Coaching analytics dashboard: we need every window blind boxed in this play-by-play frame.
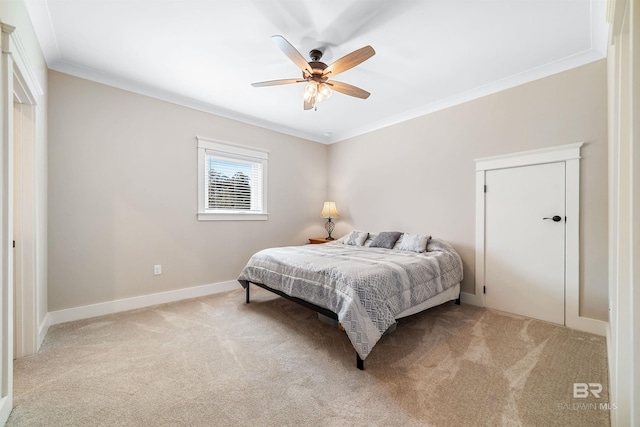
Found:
[205,152,264,213]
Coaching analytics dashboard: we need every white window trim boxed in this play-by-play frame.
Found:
[197,136,268,221]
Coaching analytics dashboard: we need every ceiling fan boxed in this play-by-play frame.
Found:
[252,35,375,110]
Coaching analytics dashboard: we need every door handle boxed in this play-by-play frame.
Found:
[543,215,562,222]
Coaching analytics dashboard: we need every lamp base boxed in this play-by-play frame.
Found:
[325,218,335,240]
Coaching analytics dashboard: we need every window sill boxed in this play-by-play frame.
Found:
[197,212,268,221]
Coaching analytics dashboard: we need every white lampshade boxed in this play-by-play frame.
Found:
[320,201,339,218]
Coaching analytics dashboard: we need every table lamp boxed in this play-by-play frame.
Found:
[320,201,339,240]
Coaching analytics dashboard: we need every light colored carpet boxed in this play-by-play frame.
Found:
[8,287,610,426]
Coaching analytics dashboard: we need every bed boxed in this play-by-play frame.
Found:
[237,232,464,370]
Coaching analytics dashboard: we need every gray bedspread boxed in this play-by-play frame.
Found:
[237,238,463,360]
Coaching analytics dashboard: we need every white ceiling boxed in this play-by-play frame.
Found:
[25,0,608,144]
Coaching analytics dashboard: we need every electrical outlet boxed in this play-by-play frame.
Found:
[154,265,162,275]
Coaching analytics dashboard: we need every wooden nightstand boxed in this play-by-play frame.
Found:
[309,238,334,244]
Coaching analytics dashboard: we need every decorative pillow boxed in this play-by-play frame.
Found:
[364,234,377,247]
[369,231,402,249]
[392,234,404,249]
[340,230,369,246]
[396,233,431,253]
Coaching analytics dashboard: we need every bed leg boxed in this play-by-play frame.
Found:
[455,296,461,305]
[356,354,364,370]
[246,283,250,304]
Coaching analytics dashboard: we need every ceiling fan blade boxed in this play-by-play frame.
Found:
[271,35,312,76]
[323,46,375,78]
[252,78,306,87]
[327,81,370,99]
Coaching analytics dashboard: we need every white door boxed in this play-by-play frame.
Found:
[484,162,565,325]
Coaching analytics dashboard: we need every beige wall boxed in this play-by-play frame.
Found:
[48,71,327,311]
[328,60,608,321]
[49,60,608,320]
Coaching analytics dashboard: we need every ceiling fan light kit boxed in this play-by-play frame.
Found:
[303,80,332,109]
[252,35,375,111]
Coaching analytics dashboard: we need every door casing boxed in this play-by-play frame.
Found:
[475,143,603,335]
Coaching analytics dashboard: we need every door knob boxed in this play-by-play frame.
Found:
[543,215,562,222]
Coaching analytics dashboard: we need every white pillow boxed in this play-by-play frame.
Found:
[396,233,431,253]
[364,233,377,247]
[339,230,369,246]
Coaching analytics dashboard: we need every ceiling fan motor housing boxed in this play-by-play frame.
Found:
[304,65,328,82]
[306,49,328,81]
[309,49,323,61]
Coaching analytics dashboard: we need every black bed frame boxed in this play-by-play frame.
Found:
[240,279,461,370]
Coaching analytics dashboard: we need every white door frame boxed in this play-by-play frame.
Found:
[0,22,16,424]
[0,21,43,424]
[474,142,603,336]
[13,79,37,358]
[606,0,638,423]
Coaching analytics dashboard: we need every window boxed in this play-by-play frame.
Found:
[197,137,268,221]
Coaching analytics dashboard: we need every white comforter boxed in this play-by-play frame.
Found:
[237,238,463,360]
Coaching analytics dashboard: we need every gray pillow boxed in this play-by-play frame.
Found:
[369,231,402,249]
[396,233,431,253]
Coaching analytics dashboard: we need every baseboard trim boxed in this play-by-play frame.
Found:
[43,282,608,337]
[460,291,483,306]
[459,291,606,336]
[47,280,240,326]
[38,313,51,348]
[0,395,11,427]
[567,315,607,336]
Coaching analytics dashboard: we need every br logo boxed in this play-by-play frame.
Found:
[573,383,603,398]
